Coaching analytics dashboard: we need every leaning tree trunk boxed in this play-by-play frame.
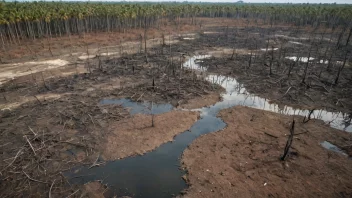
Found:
[334,49,349,85]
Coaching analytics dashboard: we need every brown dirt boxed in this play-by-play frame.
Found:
[0,32,221,197]
[179,92,221,109]
[82,181,107,198]
[103,110,199,160]
[1,17,351,197]
[0,18,200,64]
[0,17,254,65]
[180,26,352,113]
[181,106,352,198]
[203,55,352,113]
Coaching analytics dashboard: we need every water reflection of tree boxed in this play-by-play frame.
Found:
[343,113,352,131]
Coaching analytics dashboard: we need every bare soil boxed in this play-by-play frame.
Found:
[181,106,352,198]
[0,18,201,64]
[192,27,352,113]
[1,17,351,197]
[103,110,199,160]
[0,27,222,197]
[179,92,221,109]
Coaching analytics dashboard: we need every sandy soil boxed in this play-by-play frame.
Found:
[1,18,351,197]
[0,18,202,63]
[181,106,352,198]
[0,37,220,197]
[81,181,107,198]
[103,110,199,160]
[179,92,222,109]
[0,35,175,85]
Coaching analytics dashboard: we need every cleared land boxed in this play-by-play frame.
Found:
[0,8,351,197]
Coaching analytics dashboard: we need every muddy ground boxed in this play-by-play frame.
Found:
[0,28,223,197]
[0,17,352,197]
[103,110,199,160]
[174,26,352,113]
[181,106,352,198]
[0,18,203,64]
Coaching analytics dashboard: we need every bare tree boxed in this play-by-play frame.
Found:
[281,119,295,161]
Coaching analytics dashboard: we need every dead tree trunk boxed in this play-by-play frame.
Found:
[334,49,349,85]
[144,29,147,54]
[301,45,313,84]
[269,46,274,75]
[248,51,253,69]
[303,109,315,123]
[345,27,352,47]
[139,34,143,53]
[280,119,295,161]
[144,29,148,63]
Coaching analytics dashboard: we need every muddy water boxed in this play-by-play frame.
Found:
[184,55,351,133]
[100,98,173,115]
[66,101,225,197]
[204,74,351,132]
[66,55,351,198]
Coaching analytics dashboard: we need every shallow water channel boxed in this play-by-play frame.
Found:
[66,55,351,197]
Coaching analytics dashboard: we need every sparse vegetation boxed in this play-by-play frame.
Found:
[0,2,351,198]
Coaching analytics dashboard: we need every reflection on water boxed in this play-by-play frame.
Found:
[183,55,211,71]
[184,55,351,133]
[65,55,351,198]
[100,98,173,115]
[320,141,348,156]
[206,75,351,132]
[66,97,226,197]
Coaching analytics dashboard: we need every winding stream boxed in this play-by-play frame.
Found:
[65,55,351,198]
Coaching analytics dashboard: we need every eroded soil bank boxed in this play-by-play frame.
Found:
[0,36,221,197]
[181,106,352,198]
[1,19,351,197]
[173,26,352,114]
[103,110,199,160]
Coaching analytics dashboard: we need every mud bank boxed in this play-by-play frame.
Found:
[181,106,352,198]
[103,110,199,160]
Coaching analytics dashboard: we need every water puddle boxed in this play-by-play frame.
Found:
[275,34,309,41]
[185,55,351,132]
[203,31,221,34]
[319,60,329,64]
[207,75,351,132]
[179,33,197,37]
[66,97,225,197]
[289,41,304,45]
[320,141,348,156]
[100,98,173,115]
[182,37,195,40]
[285,56,315,63]
[318,60,343,65]
[260,48,278,51]
[183,55,211,71]
[65,54,351,198]
[78,55,97,60]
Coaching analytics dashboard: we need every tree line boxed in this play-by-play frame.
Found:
[0,2,352,46]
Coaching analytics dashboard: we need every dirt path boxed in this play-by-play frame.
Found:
[0,30,222,197]
[0,36,178,85]
[181,106,352,198]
